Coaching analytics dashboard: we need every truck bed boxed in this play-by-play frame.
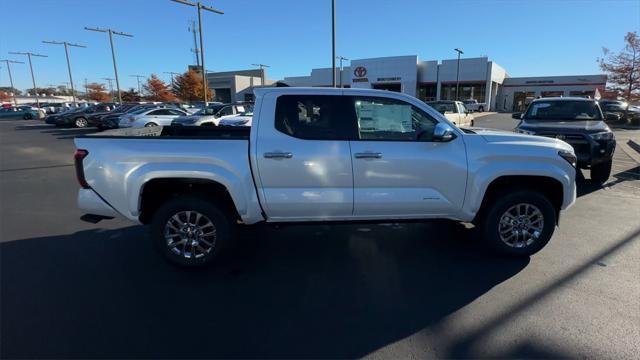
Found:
[83,125,250,139]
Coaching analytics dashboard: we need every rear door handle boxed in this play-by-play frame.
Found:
[354,152,382,159]
[264,152,293,159]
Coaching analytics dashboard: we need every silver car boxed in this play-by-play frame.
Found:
[172,103,253,126]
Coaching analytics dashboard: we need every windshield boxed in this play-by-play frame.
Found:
[195,105,224,116]
[525,100,603,121]
[427,102,456,113]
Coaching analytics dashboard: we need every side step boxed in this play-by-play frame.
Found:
[80,214,114,224]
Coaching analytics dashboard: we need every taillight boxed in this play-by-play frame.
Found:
[74,149,90,188]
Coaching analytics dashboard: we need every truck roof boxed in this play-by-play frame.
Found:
[253,86,410,98]
[531,97,595,102]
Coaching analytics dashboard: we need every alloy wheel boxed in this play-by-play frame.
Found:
[164,210,217,259]
[498,203,544,248]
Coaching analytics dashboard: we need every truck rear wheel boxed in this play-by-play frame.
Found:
[591,160,612,185]
[150,196,232,267]
[480,190,556,257]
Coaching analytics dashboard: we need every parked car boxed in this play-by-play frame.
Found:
[56,103,116,128]
[463,99,487,112]
[45,107,84,124]
[97,104,162,130]
[598,99,640,124]
[87,103,138,128]
[218,111,254,126]
[0,106,44,120]
[514,97,616,184]
[75,87,577,267]
[118,107,188,128]
[425,100,474,127]
[171,103,253,126]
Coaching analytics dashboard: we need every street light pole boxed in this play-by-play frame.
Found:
[454,48,464,101]
[336,56,348,88]
[171,0,224,104]
[164,71,180,88]
[9,51,47,107]
[85,27,133,104]
[42,40,86,105]
[102,77,115,101]
[251,63,270,86]
[0,59,24,106]
[331,0,336,88]
[130,75,145,95]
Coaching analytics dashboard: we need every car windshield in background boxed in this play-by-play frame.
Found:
[196,105,224,115]
[525,100,602,121]
[427,102,455,113]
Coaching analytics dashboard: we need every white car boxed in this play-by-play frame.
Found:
[463,99,487,112]
[218,112,253,126]
[76,87,576,267]
[426,100,474,127]
[119,108,188,128]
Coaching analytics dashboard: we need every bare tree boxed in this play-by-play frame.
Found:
[598,32,640,103]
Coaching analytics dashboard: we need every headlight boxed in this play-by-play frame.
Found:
[589,131,614,141]
[558,150,577,167]
[516,128,536,135]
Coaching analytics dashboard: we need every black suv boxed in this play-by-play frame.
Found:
[56,103,115,128]
[514,97,617,184]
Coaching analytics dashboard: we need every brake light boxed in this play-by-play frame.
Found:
[74,149,90,188]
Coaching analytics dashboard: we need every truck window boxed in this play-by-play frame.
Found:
[351,97,437,141]
[274,95,351,140]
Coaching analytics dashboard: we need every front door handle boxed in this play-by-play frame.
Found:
[354,152,382,159]
[264,152,293,159]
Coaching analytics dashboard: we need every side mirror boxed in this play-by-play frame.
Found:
[433,123,456,142]
[605,112,620,121]
[512,112,522,119]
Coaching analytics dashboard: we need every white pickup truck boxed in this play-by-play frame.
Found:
[75,88,577,266]
[463,99,487,112]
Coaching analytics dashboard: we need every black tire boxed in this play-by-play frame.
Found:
[144,122,158,127]
[591,160,612,185]
[74,117,88,128]
[23,113,33,120]
[479,190,556,257]
[478,106,484,112]
[150,196,232,267]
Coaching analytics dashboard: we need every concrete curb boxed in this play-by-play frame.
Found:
[619,139,640,165]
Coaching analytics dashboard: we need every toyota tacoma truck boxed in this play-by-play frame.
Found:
[75,88,577,267]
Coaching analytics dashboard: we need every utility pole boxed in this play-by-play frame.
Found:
[9,51,48,107]
[331,0,336,87]
[454,48,464,101]
[102,77,115,101]
[251,63,270,86]
[85,27,133,104]
[164,71,180,88]
[0,59,24,106]
[42,40,86,105]
[171,0,224,104]
[84,78,88,99]
[130,75,145,95]
[188,20,200,67]
[336,56,348,88]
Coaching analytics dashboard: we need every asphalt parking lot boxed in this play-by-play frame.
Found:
[1,115,639,358]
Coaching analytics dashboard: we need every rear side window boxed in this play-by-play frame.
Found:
[275,95,352,140]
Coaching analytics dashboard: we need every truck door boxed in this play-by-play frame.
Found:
[254,94,354,220]
[347,95,468,217]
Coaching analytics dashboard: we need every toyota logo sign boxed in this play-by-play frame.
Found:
[354,66,367,77]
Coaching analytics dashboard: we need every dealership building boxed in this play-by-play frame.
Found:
[280,55,607,112]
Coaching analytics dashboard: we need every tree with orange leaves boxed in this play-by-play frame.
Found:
[598,32,640,103]
[86,83,111,102]
[143,74,176,102]
[172,69,212,103]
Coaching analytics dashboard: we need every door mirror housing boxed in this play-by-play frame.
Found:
[433,123,456,142]
[512,112,522,119]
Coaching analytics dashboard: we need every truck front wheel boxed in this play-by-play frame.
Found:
[480,190,556,257]
[150,196,232,267]
[591,160,612,185]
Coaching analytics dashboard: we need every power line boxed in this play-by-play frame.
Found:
[42,40,86,105]
[85,26,134,103]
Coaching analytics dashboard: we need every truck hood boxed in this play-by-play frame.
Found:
[519,119,609,133]
[473,128,573,152]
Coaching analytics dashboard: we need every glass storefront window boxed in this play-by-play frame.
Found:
[440,83,486,102]
[418,84,437,101]
[569,90,594,98]
[541,91,564,98]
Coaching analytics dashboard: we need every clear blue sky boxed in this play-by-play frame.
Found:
[1,0,639,91]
